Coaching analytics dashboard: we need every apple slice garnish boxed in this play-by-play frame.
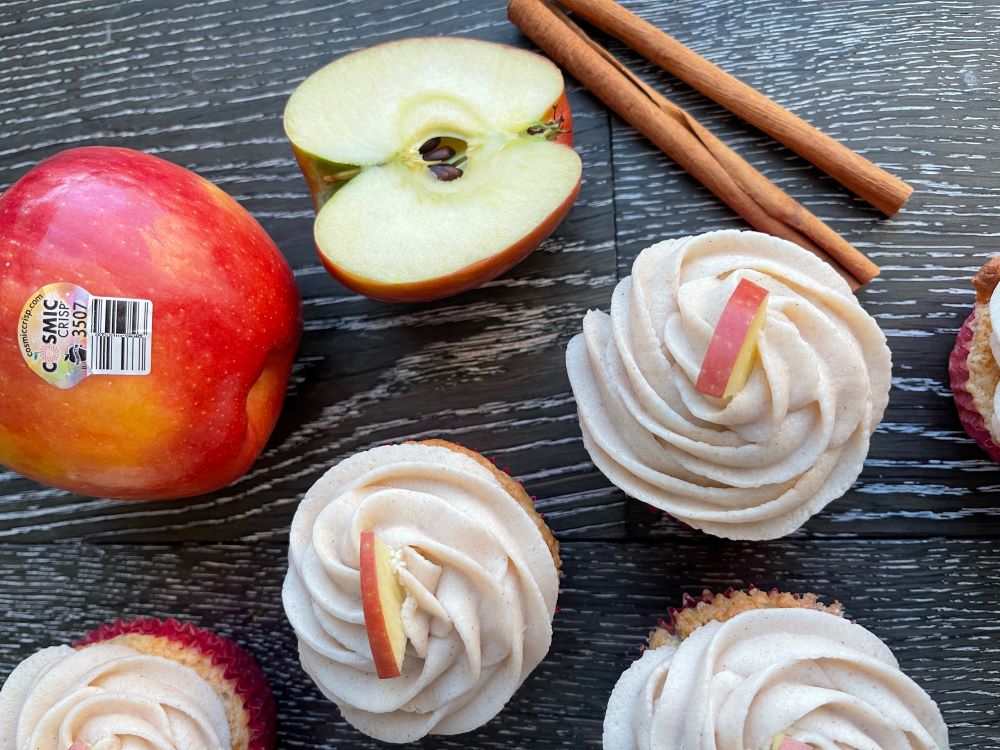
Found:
[284,37,582,302]
[359,530,408,679]
[695,277,769,399]
[771,735,813,750]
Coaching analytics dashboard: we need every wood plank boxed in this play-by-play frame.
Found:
[0,540,994,747]
[592,0,1000,538]
[0,0,623,541]
[1,2,999,746]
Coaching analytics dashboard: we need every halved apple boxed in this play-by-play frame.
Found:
[771,735,813,750]
[695,278,769,399]
[284,37,583,302]
[359,530,408,678]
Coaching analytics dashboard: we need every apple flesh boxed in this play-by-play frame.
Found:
[284,37,582,303]
[771,735,813,750]
[695,278,769,399]
[0,147,303,500]
[359,530,408,679]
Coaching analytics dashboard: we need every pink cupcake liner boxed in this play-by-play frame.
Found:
[76,618,276,750]
[949,312,1000,463]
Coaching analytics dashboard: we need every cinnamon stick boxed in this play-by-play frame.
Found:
[555,0,913,217]
[508,0,878,287]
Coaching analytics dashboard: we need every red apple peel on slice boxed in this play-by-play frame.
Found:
[359,531,408,679]
[771,735,813,750]
[695,278,769,399]
[283,37,582,302]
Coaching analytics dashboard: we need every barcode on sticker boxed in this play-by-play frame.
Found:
[88,296,153,375]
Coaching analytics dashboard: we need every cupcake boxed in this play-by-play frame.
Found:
[566,230,892,540]
[0,617,276,750]
[604,588,949,749]
[949,256,1000,460]
[282,439,560,743]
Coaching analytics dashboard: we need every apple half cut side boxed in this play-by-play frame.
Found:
[284,37,583,302]
[695,278,769,399]
[359,530,408,679]
[771,736,813,750]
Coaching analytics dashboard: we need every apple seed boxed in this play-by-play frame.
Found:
[421,146,457,162]
[428,164,463,181]
[418,137,442,155]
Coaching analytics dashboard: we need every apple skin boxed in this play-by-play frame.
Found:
[359,530,407,679]
[695,278,768,399]
[774,737,813,750]
[0,147,303,500]
[292,86,580,303]
[318,177,581,303]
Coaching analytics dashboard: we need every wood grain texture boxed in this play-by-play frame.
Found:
[1,0,995,541]
[592,0,1000,539]
[0,540,996,748]
[1,0,999,747]
[0,0,624,542]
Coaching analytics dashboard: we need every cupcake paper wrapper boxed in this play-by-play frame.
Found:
[76,618,276,750]
[949,312,1000,463]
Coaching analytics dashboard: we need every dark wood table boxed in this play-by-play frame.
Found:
[2,1,998,747]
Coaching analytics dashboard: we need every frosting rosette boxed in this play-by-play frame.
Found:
[604,608,949,750]
[566,230,891,539]
[282,440,560,743]
[0,618,275,750]
[0,643,231,750]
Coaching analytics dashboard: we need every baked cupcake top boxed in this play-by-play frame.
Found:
[1,643,231,749]
[972,255,1000,304]
[604,589,948,750]
[283,440,560,743]
[566,230,892,540]
[961,257,1000,441]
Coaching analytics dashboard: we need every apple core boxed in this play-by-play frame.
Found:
[284,36,582,302]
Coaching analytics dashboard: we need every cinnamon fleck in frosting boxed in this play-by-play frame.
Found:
[603,589,947,750]
[0,618,275,750]
[566,230,892,540]
[283,440,560,744]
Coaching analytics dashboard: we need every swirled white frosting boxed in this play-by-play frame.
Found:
[604,608,948,750]
[0,643,231,750]
[282,442,559,743]
[566,230,891,540]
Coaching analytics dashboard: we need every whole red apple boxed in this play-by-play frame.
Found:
[0,147,303,500]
